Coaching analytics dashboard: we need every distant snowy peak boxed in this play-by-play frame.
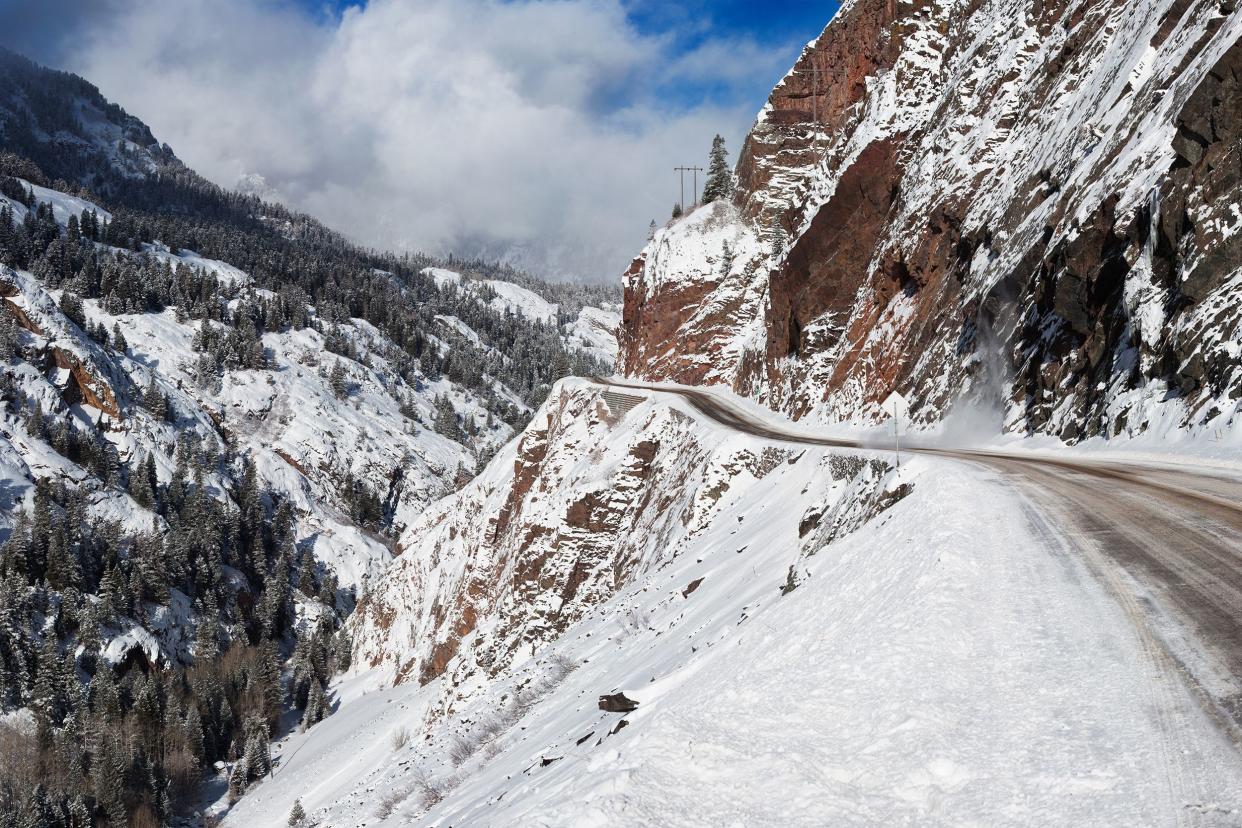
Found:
[621,0,1242,442]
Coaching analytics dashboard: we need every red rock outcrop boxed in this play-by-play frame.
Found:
[622,0,1242,439]
[51,345,122,419]
[350,382,809,704]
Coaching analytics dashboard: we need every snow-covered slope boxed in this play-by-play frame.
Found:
[0,182,512,635]
[563,303,621,366]
[0,50,622,825]
[621,0,1242,442]
[0,177,114,227]
[0,46,176,186]
[222,380,1242,826]
[425,267,559,324]
[426,265,621,365]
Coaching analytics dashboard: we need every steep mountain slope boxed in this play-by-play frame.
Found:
[350,380,899,694]
[0,50,617,826]
[621,0,1242,441]
[0,47,175,188]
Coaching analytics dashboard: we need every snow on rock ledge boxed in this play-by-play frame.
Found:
[348,378,906,709]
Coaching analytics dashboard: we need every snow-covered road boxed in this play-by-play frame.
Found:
[598,377,1242,783]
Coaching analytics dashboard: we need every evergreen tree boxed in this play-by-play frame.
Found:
[58,291,86,328]
[288,798,307,828]
[93,734,128,826]
[193,601,219,663]
[45,524,81,590]
[702,134,734,203]
[141,377,168,420]
[68,796,91,828]
[128,451,156,508]
[32,635,66,726]
[25,399,45,439]
[433,395,460,440]
[184,704,205,764]
[0,307,19,361]
[98,561,127,622]
[329,360,349,399]
[110,322,127,353]
[303,678,327,730]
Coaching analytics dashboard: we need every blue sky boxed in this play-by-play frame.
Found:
[1,0,842,280]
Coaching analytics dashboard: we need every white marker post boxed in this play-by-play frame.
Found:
[882,392,908,470]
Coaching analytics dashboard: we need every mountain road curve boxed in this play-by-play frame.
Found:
[594,377,1242,746]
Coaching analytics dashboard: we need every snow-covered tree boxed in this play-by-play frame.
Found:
[702,134,734,203]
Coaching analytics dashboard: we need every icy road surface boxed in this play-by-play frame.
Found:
[601,377,1242,747]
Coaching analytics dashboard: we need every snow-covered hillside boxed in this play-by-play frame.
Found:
[426,267,559,324]
[0,47,614,826]
[0,153,616,824]
[426,265,620,364]
[563,303,621,366]
[4,187,505,561]
[221,379,1242,826]
[0,46,176,187]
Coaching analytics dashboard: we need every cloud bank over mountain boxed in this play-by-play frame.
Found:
[16,0,806,280]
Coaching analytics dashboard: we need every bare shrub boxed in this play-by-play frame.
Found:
[375,785,412,819]
[473,713,504,744]
[448,734,475,767]
[0,721,40,791]
[511,684,535,714]
[413,770,449,811]
[130,804,162,828]
[546,652,577,683]
[390,725,410,751]
[163,745,202,810]
[617,607,650,636]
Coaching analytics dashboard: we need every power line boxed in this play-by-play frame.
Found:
[674,165,704,211]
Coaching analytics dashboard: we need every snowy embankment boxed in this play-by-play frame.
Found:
[616,376,1242,474]
[221,381,1242,827]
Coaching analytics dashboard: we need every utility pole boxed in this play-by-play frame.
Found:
[894,406,901,470]
[805,59,825,134]
[882,392,907,471]
[675,166,704,211]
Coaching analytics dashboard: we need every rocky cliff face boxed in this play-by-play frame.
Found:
[349,379,904,706]
[622,0,1242,439]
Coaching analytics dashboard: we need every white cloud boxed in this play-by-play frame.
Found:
[59,0,796,281]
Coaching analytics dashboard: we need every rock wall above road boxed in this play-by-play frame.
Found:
[621,0,1242,440]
